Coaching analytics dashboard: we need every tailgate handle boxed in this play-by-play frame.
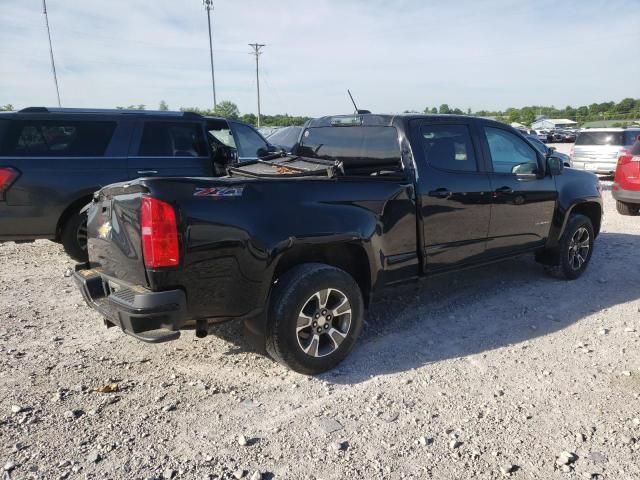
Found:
[137,170,158,175]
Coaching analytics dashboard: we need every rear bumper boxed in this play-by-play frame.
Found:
[612,185,640,204]
[73,264,189,343]
[571,161,616,175]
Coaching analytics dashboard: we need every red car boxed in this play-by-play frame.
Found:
[613,135,640,215]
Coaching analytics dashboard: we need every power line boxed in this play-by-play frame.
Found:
[203,0,217,109]
[248,43,265,127]
[42,0,61,107]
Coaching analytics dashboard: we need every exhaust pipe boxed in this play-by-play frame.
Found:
[195,319,208,338]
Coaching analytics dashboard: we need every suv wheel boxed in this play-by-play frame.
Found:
[61,211,88,262]
[616,200,640,216]
[544,214,594,280]
[266,263,364,374]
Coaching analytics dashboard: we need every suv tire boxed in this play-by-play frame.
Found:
[544,213,594,280]
[61,211,88,262]
[616,200,640,216]
[266,263,364,375]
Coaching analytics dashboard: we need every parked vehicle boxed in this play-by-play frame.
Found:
[525,135,571,167]
[0,107,278,261]
[265,126,304,152]
[561,130,576,143]
[74,113,602,374]
[571,128,640,175]
[532,129,548,143]
[612,135,640,215]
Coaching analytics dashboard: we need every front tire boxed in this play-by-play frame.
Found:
[544,214,594,280]
[266,263,364,374]
[60,211,88,262]
[616,200,640,216]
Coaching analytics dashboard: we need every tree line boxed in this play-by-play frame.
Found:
[2,97,639,127]
[420,98,640,126]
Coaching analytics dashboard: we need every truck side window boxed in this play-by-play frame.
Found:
[0,121,115,157]
[232,123,267,158]
[138,122,207,157]
[484,127,538,175]
[420,124,477,172]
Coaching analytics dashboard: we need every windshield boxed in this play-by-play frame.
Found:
[576,131,625,146]
[297,126,401,170]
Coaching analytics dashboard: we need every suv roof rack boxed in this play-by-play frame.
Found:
[18,107,203,118]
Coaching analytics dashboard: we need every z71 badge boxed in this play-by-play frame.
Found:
[193,186,244,198]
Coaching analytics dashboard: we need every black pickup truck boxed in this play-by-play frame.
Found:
[74,114,603,374]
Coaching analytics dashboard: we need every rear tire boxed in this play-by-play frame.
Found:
[60,211,88,262]
[616,200,640,216]
[266,263,364,374]
[544,214,594,280]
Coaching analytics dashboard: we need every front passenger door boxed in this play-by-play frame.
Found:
[229,121,270,163]
[481,126,558,257]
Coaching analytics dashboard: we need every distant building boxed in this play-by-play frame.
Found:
[531,118,577,130]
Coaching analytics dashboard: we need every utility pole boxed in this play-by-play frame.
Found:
[248,43,265,127]
[203,0,217,109]
[42,0,61,107]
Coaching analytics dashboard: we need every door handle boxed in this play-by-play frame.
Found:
[137,170,158,175]
[494,186,513,194]
[428,188,452,199]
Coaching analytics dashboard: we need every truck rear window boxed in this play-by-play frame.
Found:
[0,120,116,157]
[296,126,401,173]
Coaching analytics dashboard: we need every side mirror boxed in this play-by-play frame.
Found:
[547,155,563,176]
[258,144,283,157]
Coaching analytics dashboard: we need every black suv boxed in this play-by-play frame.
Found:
[0,107,277,260]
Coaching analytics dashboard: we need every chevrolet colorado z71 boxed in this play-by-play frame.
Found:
[74,114,603,374]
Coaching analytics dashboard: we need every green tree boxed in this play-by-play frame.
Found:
[439,104,451,114]
[0,104,13,111]
[430,107,437,114]
[212,101,240,119]
[240,113,257,126]
[159,100,169,111]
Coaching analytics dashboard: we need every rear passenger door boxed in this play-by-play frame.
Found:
[480,125,557,256]
[412,120,492,271]
[127,121,213,178]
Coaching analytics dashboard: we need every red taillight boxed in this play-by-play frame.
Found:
[140,197,180,268]
[0,167,19,201]
[617,148,630,166]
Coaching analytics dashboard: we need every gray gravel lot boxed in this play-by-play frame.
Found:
[1,158,639,479]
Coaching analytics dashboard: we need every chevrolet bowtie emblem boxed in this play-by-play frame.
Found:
[98,222,112,239]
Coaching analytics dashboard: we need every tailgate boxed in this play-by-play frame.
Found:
[86,184,149,287]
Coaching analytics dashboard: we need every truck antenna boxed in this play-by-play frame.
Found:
[347,89,358,114]
[347,89,370,115]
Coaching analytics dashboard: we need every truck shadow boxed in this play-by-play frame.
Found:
[321,231,638,384]
[210,232,638,383]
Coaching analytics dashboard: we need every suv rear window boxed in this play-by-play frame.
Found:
[138,122,207,157]
[575,131,625,146]
[0,120,116,156]
[297,126,401,172]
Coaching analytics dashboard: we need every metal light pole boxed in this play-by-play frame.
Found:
[42,0,61,106]
[248,43,265,127]
[203,0,217,109]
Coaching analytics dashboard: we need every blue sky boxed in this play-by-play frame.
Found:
[1,0,638,116]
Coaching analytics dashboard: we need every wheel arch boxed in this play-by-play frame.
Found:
[565,201,602,238]
[55,193,94,241]
[271,242,372,306]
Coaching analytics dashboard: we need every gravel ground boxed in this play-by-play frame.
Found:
[1,163,639,479]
